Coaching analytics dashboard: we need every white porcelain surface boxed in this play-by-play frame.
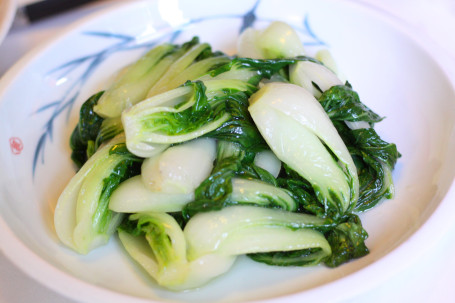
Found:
[0,0,15,45]
[1,0,455,302]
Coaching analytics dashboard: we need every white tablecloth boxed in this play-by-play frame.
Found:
[1,0,455,302]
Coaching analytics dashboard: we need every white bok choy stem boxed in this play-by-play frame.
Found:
[290,61,371,130]
[147,53,230,97]
[122,79,254,156]
[290,61,343,98]
[315,49,340,76]
[118,212,236,290]
[248,82,359,214]
[184,206,331,261]
[120,85,193,157]
[141,138,216,193]
[253,150,281,178]
[93,43,176,118]
[146,43,210,98]
[109,138,216,213]
[230,178,297,211]
[108,176,194,213]
[54,134,127,254]
[237,21,306,59]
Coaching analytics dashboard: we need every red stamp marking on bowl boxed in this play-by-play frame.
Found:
[9,137,23,155]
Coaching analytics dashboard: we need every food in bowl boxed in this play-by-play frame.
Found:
[54,21,399,290]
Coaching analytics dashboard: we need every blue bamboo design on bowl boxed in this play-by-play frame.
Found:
[32,32,159,176]
[32,0,326,176]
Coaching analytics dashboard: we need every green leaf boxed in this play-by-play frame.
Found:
[69,125,88,169]
[248,247,328,267]
[93,156,142,233]
[182,151,240,219]
[324,214,369,267]
[95,117,124,151]
[70,91,104,168]
[278,178,326,217]
[209,57,319,85]
[318,84,399,211]
[135,214,180,266]
[351,128,399,169]
[182,141,282,219]
[78,91,105,141]
[205,92,267,151]
[350,128,400,211]
[318,84,383,124]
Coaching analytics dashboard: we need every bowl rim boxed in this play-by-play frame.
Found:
[1,0,455,302]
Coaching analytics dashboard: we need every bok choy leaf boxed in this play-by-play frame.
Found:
[55,26,400,291]
[55,134,142,254]
[249,82,359,218]
[318,84,399,211]
[122,80,257,156]
[118,212,236,290]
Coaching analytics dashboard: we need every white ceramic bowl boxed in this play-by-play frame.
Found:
[1,0,455,302]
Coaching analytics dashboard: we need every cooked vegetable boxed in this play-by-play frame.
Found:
[121,80,256,156]
[254,150,281,177]
[55,134,142,254]
[108,176,194,213]
[248,212,369,268]
[69,91,105,168]
[288,59,399,212]
[141,138,216,193]
[182,140,280,219]
[109,138,216,213]
[94,38,227,118]
[184,206,332,260]
[94,43,176,118]
[249,82,359,216]
[230,178,297,211]
[55,21,400,291]
[317,84,399,211]
[145,43,227,98]
[323,214,369,267]
[290,61,343,98]
[118,212,236,290]
[315,49,340,75]
[238,21,305,59]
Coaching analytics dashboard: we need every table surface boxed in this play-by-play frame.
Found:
[1,0,455,302]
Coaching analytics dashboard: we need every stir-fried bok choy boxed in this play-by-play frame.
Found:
[54,20,399,291]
